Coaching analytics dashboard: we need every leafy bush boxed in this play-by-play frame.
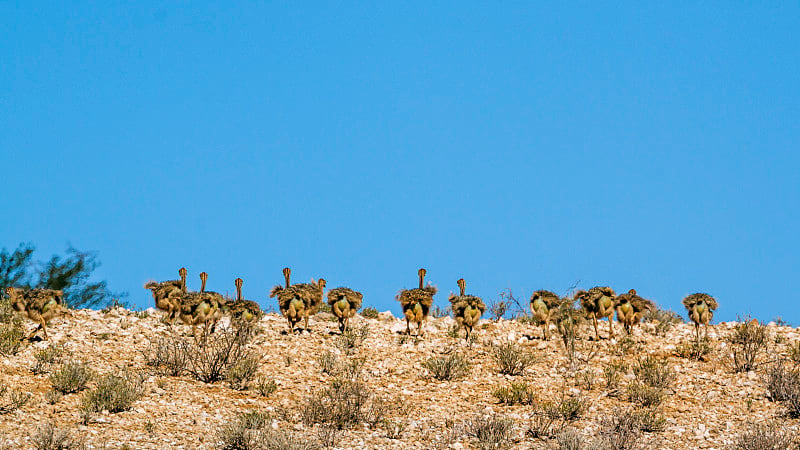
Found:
[728,316,769,373]
[81,369,145,413]
[465,414,515,450]
[423,352,471,381]
[0,382,31,414]
[492,342,536,376]
[50,361,92,394]
[493,381,536,406]
[360,307,379,319]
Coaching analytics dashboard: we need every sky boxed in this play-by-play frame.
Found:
[1,2,798,323]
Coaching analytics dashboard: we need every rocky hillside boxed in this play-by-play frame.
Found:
[1,307,799,449]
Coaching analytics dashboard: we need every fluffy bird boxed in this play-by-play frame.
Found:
[615,289,655,335]
[143,267,187,324]
[529,290,561,340]
[4,286,64,340]
[270,268,326,333]
[226,278,264,323]
[575,286,617,340]
[396,268,437,336]
[448,278,486,341]
[682,293,718,341]
[327,287,363,333]
[177,271,225,335]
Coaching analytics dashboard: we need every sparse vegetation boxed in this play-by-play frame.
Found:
[492,342,536,376]
[32,344,69,374]
[465,413,515,450]
[225,355,260,391]
[626,356,675,408]
[360,307,379,319]
[788,340,800,365]
[0,382,31,414]
[762,360,800,418]
[604,360,628,392]
[676,337,713,361]
[335,322,369,354]
[728,316,769,373]
[50,361,92,394]
[29,422,84,450]
[731,421,799,450]
[301,378,387,430]
[493,381,536,405]
[217,410,320,450]
[596,408,645,449]
[423,352,471,381]
[254,376,278,398]
[643,307,683,336]
[81,369,146,413]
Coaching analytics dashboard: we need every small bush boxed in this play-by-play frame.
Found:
[430,304,451,319]
[0,322,24,355]
[423,352,471,381]
[226,355,260,391]
[32,344,69,375]
[615,336,644,356]
[0,382,31,414]
[81,369,145,413]
[360,307,379,319]
[493,381,536,406]
[335,323,369,354]
[728,316,769,373]
[634,407,667,433]
[626,382,665,408]
[217,410,284,450]
[143,332,190,376]
[596,409,643,450]
[577,369,598,391]
[29,422,84,450]
[675,338,713,361]
[492,342,536,376]
[45,390,62,405]
[603,361,628,392]
[544,395,587,422]
[318,350,338,375]
[554,428,588,450]
[731,421,799,450]
[762,360,800,418]
[632,356,675,391]
[788,341,800,365]
[254,376,278,398]
[643,308,683,336]
[465,414,515,450]
[301,378,386,430]
[50,361,92,394]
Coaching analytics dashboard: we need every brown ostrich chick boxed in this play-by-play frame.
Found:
[143,267,187,324]
[4,286,64,340]
[270,268,326,333]
[576,286,617,340]
[448,278,486,341]
[327,287,363,333]
[396,268,437,336]
[682,293,718,341]
[227,277,263,322]
[615,289,655,335]
[530,289,561,340]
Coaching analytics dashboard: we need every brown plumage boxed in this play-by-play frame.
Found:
[143,267,187,323]
[269,268,326,332]
[682,293,718,341]
[448,278,485,341]
[529,290,561,340]
[576,286,617,340]
[327,287,363,333]
[226,277,263,323]
[178,290,225,335]
[4,286,64,340]
[615,289,655,335]
[396,268,437,336]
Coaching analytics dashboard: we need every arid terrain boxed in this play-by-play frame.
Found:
[1,307,799,449]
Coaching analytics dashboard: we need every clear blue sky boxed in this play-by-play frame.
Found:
[2,2,798,323]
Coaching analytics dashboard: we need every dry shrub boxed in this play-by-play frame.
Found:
[554,428,589,450]
[32,344,69,375]
[596,409,645,450]
[643,308,683,336]
[762,360,800,418]
[527,393,587,439]
[50,361,92,394]
[788,341,800,365]
[81,369,145,413]
[731,421,799,450]
[493,381,536,406]
[29,422,84,450]
[335,323,369,354]
[465,414,515,450]
[728,316,769,373]
[675,338,713,361]
[360,307,379,319]
[226,355,260,391]
[0,381,31,414]
[301,378,387,430]
[254,376,278,398]
[604,360,628,392]
[626,356,675,408]
[217,410,319,450]
[423,352,471,381]
[492,342,536,376]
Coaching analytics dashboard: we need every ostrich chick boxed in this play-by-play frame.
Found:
[530,290,561,340]
[143,267,187,324]
[682,293,718,341]
[576,286,617,340]
[448,278,486,341]
[4,286,64,340]
[615,289,655,335]
[396,268,437,336]
[270,268,326,333]
[327,287,363,333]
[228,277,263,322]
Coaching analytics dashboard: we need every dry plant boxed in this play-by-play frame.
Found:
[225,355,260,391]
[31,344,68,374]
[728,316,769,373]
[423,351,471,381]
[492,342,536,376]
[731,421,799,450]
[493,381,536,406]
[0,381,30,414]
[50,360,92,394]
[675,337,713,361]
[465,413,516,450]
[254,376,278,398]
[360,307,379,319]
[81,369,146,415]
[762,360,800,418]
[29,422,85,450]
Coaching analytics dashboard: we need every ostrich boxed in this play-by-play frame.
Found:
[396,268,437,336]
[143,267,187,323]
[327,287,363,333]
[448,278,486,341]
[530,290,561,340]
[270,268,326,333]
[4,286,64,340]
[227,277,263,322]
[682,293,718,342]
[576,286,617,340]
[615,289,655,335]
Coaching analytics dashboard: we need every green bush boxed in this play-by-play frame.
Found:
[492,342,536,376]
[493,382,536,406]
[50,361,92,394]
[81,369,145,413]
[423,353,471,381]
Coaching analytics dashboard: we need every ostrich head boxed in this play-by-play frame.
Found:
[235,278,243,301]
[4,287,24,312]
[628,289,636,295]
[318,278,326,291]
[282,268,291,288]
[200,272,208,293]
[418,268,427,289]
[457,278,466,296]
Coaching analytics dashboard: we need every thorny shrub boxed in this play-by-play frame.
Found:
[728,316,769,373]
[731,421,799,450]
[762,360,800,418]
[29,422,85,450]
[0,381,31,414]
[465,413,516,450]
